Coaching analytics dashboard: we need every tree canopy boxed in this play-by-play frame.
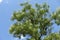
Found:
[44,33,60,40]
[9,2,60,40]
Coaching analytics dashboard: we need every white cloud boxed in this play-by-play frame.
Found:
[0,0,3,3]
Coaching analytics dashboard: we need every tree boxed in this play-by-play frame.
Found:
[44,33,60,40]
[9,2,60,40]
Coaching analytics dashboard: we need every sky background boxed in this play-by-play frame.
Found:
[0,0,60,40]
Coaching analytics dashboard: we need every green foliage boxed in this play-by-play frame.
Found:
[9,2,60,40]
[44,33,60,40]
[51,8,60,25]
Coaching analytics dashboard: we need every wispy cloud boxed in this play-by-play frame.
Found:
[0,0,3,3]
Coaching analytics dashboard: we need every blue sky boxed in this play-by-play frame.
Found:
[0,0,60,40]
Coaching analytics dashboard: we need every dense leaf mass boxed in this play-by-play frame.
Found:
[9,2,60,40]
[44,33,60,40]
